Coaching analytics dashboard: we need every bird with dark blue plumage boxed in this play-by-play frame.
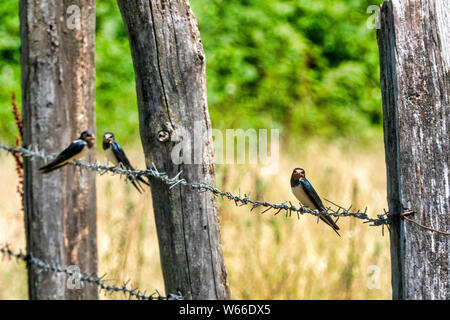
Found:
[290,168,340,236]
[39,130,95,173]
[102,132,150,193]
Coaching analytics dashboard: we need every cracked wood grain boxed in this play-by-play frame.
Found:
[117,0,230,299]
[20,0,97,299]
[377,0,449,300]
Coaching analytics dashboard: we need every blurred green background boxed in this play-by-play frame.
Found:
[0,0,383,145]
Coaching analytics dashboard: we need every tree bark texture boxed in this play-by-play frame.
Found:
[20,0,97,299]
[117,0,230,299]
[377,0,449,300]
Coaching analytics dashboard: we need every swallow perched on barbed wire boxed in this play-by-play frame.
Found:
[39,130,95,173]
[290,168,340,236]
[102,132,150,193]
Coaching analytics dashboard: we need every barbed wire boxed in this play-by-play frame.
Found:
[400,210,450,236]
[0,143,448,300]
[2,143,449,236]
[0,244,183,300]
[0,144,390,228]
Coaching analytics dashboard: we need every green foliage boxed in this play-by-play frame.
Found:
[96,1,139,144]
[0,0,384,145]
[0,0,20,144]
[191,0,384,142]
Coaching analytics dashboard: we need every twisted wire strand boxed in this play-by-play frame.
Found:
[0,245,183,300]
[0,144,390,227]
[4,143,449,236]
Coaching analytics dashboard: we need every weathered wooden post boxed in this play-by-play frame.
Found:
[117,0,230,299]
[20,0,97,299]
[377,0,449,299]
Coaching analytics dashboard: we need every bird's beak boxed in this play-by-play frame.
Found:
[292,171,301,179]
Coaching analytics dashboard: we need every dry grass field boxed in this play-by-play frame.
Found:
[0,139,391,299]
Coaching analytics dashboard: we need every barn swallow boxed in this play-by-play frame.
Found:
[102,132,150,193]
[39,130,95,173]
[291,168,340,236]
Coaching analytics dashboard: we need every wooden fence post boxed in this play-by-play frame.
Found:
[377,0,449,300]
[117,0,230,299]
[20,0,97,299]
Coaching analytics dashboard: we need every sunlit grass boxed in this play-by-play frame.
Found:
[216,139,390,299]
[0,140,391,300]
